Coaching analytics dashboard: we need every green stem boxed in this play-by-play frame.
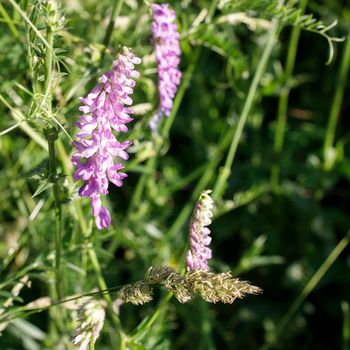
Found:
[129,292,173,341]
[102,0,124,48]
[213,17,281,199]
[45,28,53,105]
[44,25,64,300]
[46,128,64,299]
[323,32,350,170]
[8,0,54,57]
[259,230,350,350]
[270,0,307,190]
[0,284,128,324]
[89,337,95,350]
[46,130,66,342]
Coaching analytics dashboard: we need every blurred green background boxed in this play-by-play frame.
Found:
[0,0,349,349]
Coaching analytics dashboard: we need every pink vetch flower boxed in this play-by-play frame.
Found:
[150,3,182,130]
[186,190,214,271]
[72,47,141,229]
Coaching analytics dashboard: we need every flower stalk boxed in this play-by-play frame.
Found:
[46,127,64,299]
[43,12,64,300]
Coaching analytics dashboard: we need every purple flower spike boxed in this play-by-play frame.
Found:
[186,190,214,271]
[72,47,141,229]
[150,3,181,130]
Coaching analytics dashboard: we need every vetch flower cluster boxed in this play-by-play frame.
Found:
[186,190,214,271]
[150,3,181,130]
[72,48,141,229]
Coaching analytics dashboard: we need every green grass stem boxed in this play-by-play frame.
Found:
[213,16,281,199]
[103,0,124,48]
[323,32,350,170]
[46,128,64,300]
[259,230,350,350]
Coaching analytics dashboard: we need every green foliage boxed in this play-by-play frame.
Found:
[0,0,349,349]
[220,0,343,64]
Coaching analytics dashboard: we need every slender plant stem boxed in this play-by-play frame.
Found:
[82,0,124,90]
[213,17,281,199]
[8,0,55,56]
[103,0,124,48]
[43,25,65,300]
[46,128,64,299]
[129,292,173,341]
[259,230,350,350]
[270,0,307,190]
[45,28,53,97]
[323,32,350,170]
[0,284,127,324]
[89,338,95,350]
[46,128,66,340]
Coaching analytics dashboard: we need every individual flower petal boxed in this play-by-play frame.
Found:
[95,207,111,230]
[91,195,102,217]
